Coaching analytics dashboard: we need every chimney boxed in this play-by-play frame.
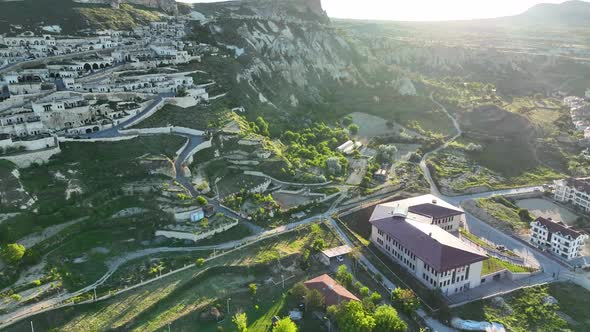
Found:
[432,199,437,204]
[429,232,432,237]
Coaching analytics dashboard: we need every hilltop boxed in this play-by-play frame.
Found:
[512,0,590,27]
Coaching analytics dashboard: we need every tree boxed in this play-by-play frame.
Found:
[373,305,407,332]
[1,243,26,264]
[311,238,325,252]
[273,317,298,332]
[369,291,382,304]
[307,289,325,311]
[360,286,370,298]
[518,208,533,222]
[342,116,353,126]
[232,312,248,332]
[336,265,353,288]
[195,258,205,267]
[200,218,209,228]
[376,144,398,163]
[348,124,359,135]
[196,195,208,206]
[291,282,307,299]
[249,283,258,296]
[392,288,420,315]
[329,300,375,332]
[255,116,270,136]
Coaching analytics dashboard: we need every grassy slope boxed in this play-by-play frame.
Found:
[454,283,590,332]
[475,197,530,232]
[5,224,338,332]
[0,0,162,34]
[0,135,185,245]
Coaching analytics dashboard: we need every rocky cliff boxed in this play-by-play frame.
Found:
[192,0,363,110]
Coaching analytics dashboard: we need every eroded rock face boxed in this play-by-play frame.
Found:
[202,0,360,107]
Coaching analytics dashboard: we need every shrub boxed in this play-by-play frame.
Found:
[249,283,257,296]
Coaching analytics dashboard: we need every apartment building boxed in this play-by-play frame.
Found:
[554,178,590,212]
[530,217,588,260]
[369,195,487,295]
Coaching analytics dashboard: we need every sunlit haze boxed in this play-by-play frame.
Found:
[181,0,586,21]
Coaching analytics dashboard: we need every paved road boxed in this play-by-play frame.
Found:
[81,94,172,139]
[173,134,205,197]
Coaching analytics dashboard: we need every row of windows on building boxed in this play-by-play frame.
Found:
[376,233,417,271]
[432,216,454,225]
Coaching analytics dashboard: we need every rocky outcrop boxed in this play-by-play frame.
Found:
[74,0,178,14]
[195,0,359,108]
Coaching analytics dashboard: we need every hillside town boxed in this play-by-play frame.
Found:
[0,18,210,167]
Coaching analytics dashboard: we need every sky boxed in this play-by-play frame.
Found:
[180,0,584,21]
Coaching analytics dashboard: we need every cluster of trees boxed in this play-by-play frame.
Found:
[376,144,398,164]
[299,224,326,269]
[361,162,381,188]
[336,265,382,309]
[233,312,298,332]
[281,122,350,174]
[249,117,270,137]
[327,300,407,332]
[223,192,279,222]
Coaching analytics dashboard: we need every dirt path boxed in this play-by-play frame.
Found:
[419,93,463,196]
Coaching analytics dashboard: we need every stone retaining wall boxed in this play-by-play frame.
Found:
[0,145,61,168]
[155,219,239,242]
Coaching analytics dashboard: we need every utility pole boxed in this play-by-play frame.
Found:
[93,288,97,302]
[30,321,34,332]
[227,297,231,316]
[281,274,285,289]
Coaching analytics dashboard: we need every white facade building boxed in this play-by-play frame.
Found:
[530,217,588,260]
[369,195,486,295]
[554,178,590,212]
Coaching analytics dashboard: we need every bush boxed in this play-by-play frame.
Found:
[1,243,26,265]
[195,258,206,267]
[196,196,208,206]
[249,283,257,296]
[348,124,359,135]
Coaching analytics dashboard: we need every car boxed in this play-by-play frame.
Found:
[336,255,344,262]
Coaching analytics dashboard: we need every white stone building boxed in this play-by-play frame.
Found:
[530,217,588,259]
[369,195,486,295]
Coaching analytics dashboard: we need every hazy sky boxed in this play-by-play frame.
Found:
[180,0,584,21]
